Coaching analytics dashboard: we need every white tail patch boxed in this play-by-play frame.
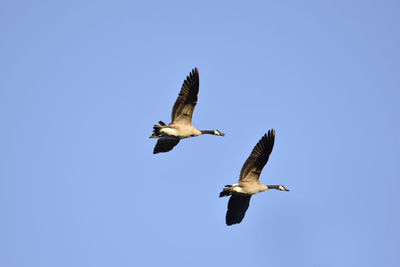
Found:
[232,186,243,194]
[161,127,177,136]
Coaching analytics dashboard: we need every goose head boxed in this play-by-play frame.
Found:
[278,185,290,191]
[214,130,225,136]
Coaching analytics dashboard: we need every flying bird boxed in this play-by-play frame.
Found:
[150,68,224,154]
[220,129,289,225]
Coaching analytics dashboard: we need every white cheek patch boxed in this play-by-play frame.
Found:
[278,185,284,190]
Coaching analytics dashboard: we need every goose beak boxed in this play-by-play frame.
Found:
[220,132,225,136]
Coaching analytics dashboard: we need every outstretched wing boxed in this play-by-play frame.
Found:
[226,195,251,226]
[153,137,180,154]
[239,129,275,183]
[171,68,199,125]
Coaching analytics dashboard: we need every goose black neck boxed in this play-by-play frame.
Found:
[200,130,215,135]
[267,185,280,190]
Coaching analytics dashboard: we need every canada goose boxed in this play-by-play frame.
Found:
[219,129,289,225]
[150,68,224,154]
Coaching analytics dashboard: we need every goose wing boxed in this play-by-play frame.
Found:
[171,68,199,125]
[153,137,180,154]
[239,129,275,183]
[226,195,251,226]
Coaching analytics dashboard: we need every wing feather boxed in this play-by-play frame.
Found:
[239,129,275,182]
[171,68,199,125]
[153,137,180,154]
[226,195,251,226]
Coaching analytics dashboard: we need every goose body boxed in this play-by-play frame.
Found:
[157,124,201,138]
[150,68,224,154]
[219,129,289,226]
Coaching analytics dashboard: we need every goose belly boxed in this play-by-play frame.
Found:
[233,184,263,195]
[160,125,200,138]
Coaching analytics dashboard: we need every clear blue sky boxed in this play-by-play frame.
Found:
[1,1,399,266]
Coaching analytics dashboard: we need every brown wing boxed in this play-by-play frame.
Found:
[153,137,180,154]
[239,129,275,182]
[170,68,199,125]
[226,195,251,226]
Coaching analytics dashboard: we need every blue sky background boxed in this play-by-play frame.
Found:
[1,1,399,266]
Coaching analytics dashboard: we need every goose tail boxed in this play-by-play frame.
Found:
[149,123,163,138]
[219,186,233,198]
